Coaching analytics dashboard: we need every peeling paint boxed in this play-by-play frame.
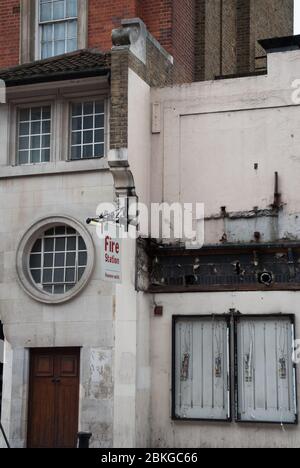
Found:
[88,349,113,400]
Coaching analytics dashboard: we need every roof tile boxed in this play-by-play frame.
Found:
[0,49,111,86]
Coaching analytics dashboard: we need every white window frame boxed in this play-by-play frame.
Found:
[29,225,88,295]
[6,80,109,168]
[16,216,95,305]
[8,97,57,167]
[20,0,88,64]
[17,104,52,166]
[68,97,108,161]
[37,0,78,60]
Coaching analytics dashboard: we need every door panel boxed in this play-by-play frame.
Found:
[59,354,78,377]
[56,382,80,448]
[28,375,56,448]
[34,354,55,377]
[28,348,80,448]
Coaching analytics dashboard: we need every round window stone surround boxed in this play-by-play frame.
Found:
[16,216,95,304]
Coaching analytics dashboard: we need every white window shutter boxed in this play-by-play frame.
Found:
[174,317,230,420]
[236,317,297,423]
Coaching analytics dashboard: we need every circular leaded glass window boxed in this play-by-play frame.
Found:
[16,216,94,304]
[29,225,88,295]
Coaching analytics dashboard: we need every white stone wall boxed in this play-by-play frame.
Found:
[111,68,152,448]
[0,58,153,450]
[0,168,116,448]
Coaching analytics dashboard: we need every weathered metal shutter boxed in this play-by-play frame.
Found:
[236,317,297,423]
[174,317,230,420]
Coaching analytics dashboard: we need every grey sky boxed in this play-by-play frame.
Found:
[295,0,300,34]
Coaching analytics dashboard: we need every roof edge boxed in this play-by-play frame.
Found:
[0,49,110,75]
[0,49,111,87]
[259,35,300,53]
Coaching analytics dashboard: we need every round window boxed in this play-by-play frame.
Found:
[30,226,88,295]
[17,216,94,304]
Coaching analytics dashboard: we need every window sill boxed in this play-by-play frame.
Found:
[0,158,109,179]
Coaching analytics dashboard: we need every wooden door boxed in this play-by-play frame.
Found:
[27,348,80,448]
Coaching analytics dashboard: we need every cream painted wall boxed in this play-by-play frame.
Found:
[112,69,152,447]
[151,49,300,244]
[148,49,300,448]
[112,238,150,448]
[128,68,152,210]
[151,291,300,448]
[180,106,300,214]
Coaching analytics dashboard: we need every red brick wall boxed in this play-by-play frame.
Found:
[236,0,251,74]
[89,0,195,83]
[0,0,293,81]
[138,0,195,82]
[172,0,195,82]
[0,0,20,69]
[139,0,173,53]
[0,0,194,81]
[88,0,139,52]
[88,0,175,57]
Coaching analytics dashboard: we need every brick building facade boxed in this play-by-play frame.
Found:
[0,0,294,82]
[0,4,174,447]
[0,0,297,450]
[195,0,294,80]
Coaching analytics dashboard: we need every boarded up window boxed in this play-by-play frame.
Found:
[173,317,230,421]
[236,317,297,424]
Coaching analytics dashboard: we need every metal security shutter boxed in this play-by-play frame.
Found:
[173,317,230,420]
[236,316,297,424]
